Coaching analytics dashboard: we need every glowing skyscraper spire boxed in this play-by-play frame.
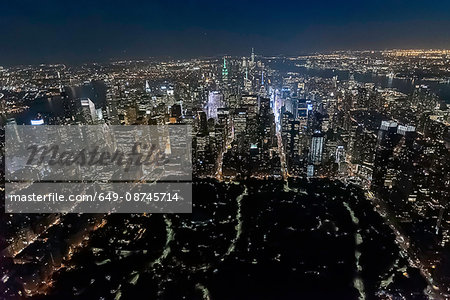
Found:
[222,57,228,82]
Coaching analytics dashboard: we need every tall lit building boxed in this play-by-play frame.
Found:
[281,112,302,175]
[373,120,401,188]
[222,58,228,83]
[207,91,225,120]
[233,108,247,138]
[310,131,324,164]
[244,67,251,92]
[80,98,97,124]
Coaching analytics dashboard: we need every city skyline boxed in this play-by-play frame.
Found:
[1,0,450,65]
[1,2,450,299]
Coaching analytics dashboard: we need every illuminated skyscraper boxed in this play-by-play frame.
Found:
[80,98,97,124]
[207,91,225,120]
[309,131,324,164]
[244,67,251,92]
[233,108,247,138]
[242,57,247,68]
[222,58,228,83]
[281,112,302,175]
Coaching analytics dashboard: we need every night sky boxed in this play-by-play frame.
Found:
[1,0,450,65]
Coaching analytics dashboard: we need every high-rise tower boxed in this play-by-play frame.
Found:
[309,130,324,164]
[222,57,228,83]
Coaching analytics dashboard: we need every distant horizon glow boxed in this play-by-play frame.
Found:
[0,0,450,65]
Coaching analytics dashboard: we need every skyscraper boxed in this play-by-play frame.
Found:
[310,131,324,164]
[145,80,151,93]
[80,98,97,124]
[207,91,225,120]
[222,58,228,83]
